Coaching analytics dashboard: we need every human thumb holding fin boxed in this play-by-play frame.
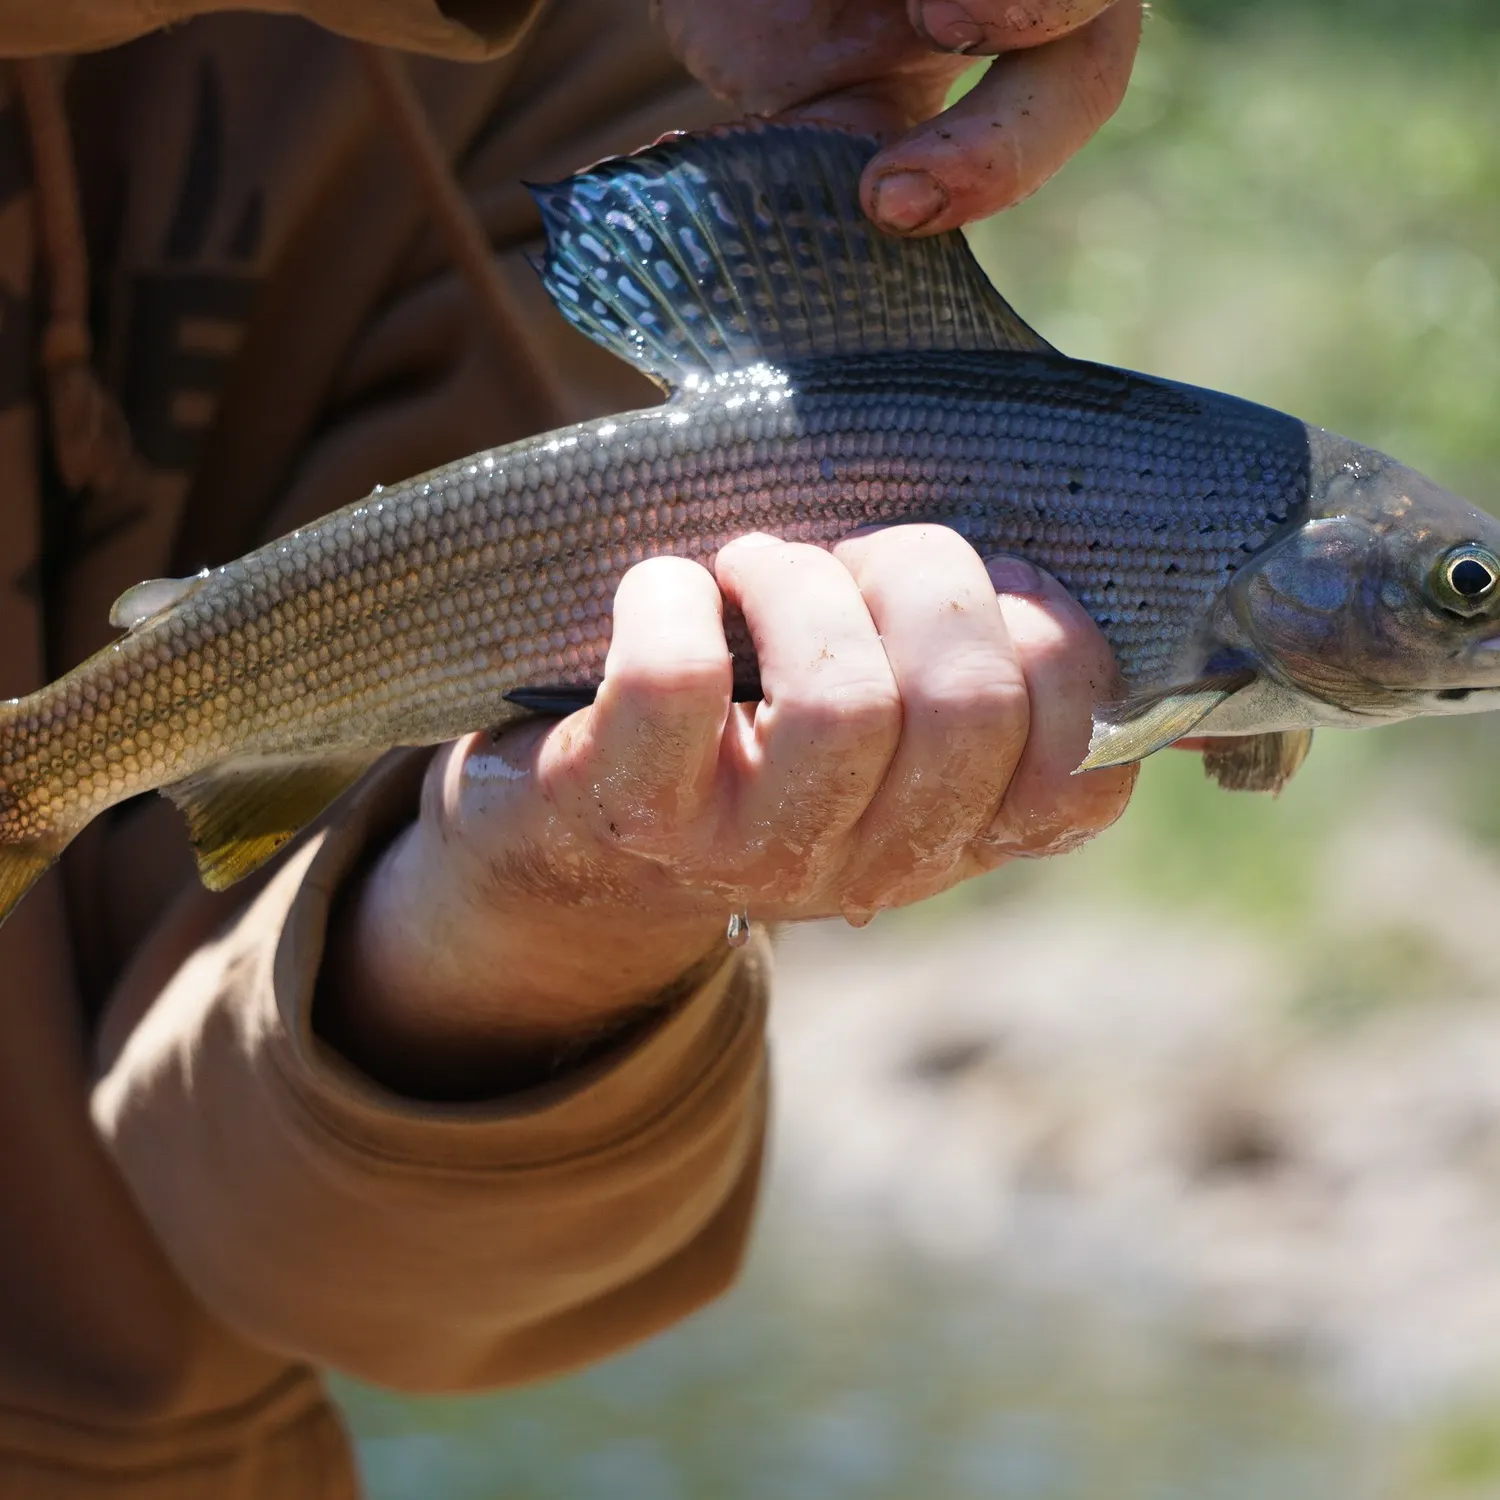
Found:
[655,0,1143,233]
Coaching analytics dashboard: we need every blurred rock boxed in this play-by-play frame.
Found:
[766,819,1500,1411]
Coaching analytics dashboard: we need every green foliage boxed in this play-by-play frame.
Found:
[970,10,1500,495]
[1165,0,1497,42]
[1419,1404,1500,1493]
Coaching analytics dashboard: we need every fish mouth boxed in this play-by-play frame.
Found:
[1416,672,1500,713]
[1456,634,1500,687]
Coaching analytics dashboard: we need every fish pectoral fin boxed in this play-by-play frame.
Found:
[109,573,206,632]
[163,751,384,891]
[1201,729,1313,795]
[1076,670,1257,773]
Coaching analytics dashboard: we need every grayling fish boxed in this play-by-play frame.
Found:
[0,122,1497,926]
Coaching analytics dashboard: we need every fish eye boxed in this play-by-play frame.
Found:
[1433,544,1500,616]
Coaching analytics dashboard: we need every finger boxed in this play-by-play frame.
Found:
[910,0,1121,56]
[976,562,1135,859]
[864,0,1142,233]
[543,556,731,837]
[832,527,1028,916]
[714,534,901,874]
[777,61,959,143]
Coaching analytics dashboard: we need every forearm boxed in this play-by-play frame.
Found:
[317,759,725,1099]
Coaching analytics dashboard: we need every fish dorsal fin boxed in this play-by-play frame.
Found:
[529,122,1052,392]
[109,573,206,631]
[162,751,382,891]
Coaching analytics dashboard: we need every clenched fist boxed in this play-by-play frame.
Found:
[325,527,1134,1094]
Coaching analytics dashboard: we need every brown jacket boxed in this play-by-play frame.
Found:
[0,3,767,1495]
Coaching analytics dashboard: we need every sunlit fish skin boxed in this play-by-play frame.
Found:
[1,121,1498,922]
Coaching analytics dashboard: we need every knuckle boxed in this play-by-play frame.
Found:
[776,673,903,747]
[722,841,834,912]
[909,654,1029,731]
[606,647,732,708]
[782,848,844,909]
[1006,599,1116,691]
[1068,760,1137,836]
[949,129,1025,216]
[620,552,712,593]
[1066,7,1137,129]
[990,760,1136,856]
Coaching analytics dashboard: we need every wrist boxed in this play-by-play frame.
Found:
[316,815,726,1098]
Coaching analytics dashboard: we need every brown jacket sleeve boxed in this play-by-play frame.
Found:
[92,762,770,1391]
[2,0,536,60]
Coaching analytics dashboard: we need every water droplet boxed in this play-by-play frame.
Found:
[725,910,751,948]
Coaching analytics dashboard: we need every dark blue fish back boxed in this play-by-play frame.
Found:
[529,122,1053,391]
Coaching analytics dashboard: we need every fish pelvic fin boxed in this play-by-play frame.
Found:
[163,750,383,891]
[1077,669,1257,773]
[1201,730,1313,795]
[528,121,1052,393]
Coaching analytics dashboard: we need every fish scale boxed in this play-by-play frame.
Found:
[0,347,1305,859]
[0,118,1495,926]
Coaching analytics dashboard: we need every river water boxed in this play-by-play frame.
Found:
[336,1211,1391,1500]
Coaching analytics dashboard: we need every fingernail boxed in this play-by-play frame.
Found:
[726,531,781,550]
[917,0,986,53]
[986,556,1045,596]
[870,169,949,233]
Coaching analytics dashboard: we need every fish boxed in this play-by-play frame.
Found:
[1,119,1498,928]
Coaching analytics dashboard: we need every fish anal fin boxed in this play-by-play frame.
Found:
[163,752,382,891]
[1201,730,1313,795]
[0,843,59,928]
[1077,670,1256,773]
[109,573,206,632]
[529,121,1052,392]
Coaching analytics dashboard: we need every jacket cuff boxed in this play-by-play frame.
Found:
[95,755,770,1385]
[272,753,764,1166]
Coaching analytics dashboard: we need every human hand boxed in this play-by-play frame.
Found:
[324,527,1134,1093]
[655,0,1143,235]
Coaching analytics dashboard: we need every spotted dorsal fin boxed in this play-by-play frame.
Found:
[529,122,1053,393]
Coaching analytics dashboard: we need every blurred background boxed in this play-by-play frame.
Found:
[337,2,1500,1494]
